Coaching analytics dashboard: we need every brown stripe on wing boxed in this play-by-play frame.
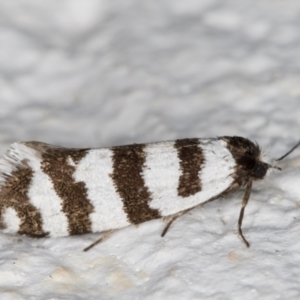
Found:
[175,139,204,197]
[0,164,47,237]
[112,144,160,224]
[41,148,94,235]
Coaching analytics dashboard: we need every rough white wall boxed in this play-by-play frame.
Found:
[1,1,300,299]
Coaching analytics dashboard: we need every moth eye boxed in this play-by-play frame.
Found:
[253,162,268,179]
[246,149,254,156]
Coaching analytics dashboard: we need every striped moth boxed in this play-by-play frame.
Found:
[0,136,298,251]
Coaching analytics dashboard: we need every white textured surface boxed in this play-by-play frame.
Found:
[1,1,300,299]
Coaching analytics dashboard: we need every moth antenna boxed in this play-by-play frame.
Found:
[276,140,300,162]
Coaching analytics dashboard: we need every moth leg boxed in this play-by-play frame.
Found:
[238,179,253,248]
[83,229,116,252]
[161,208,192,237]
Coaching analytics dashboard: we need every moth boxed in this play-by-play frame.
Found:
[0,136,298,251]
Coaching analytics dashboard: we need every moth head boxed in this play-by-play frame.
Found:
[222,136,300,181]
[222,136,272,181]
